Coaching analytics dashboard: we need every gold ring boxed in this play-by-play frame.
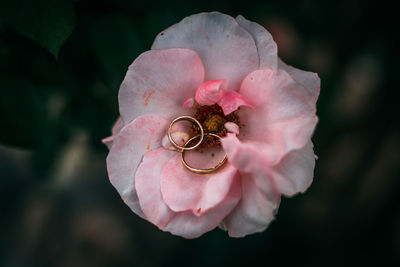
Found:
[168,116,204,151]
[181,133,227,175]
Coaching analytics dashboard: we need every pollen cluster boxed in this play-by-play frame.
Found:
[191,104,240,148]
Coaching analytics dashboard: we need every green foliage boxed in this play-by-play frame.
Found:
[0,0,76,57]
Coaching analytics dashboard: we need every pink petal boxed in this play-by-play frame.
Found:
[152,12,259,91]
[106,114,169,217]
[163,181,241,239]
[221,133,278,172]
[183,97,195,108]
[224,122,240,134]
[195,79,227,106]
[111,116,124,136]
[119,49,204,125]
[271,141,316,196]
[222,133,315,197]
[135,148,241,239]
[217,90,254,115]
[135,148,176,227]
[238,69,318,162]
[220,134,280,237]
[161,131,190,151]
[160,153,239,215]
[278,58,321,102]
[223,172,280,237]
[101,136,114,150]
[236,15,278,70]
[102,116,124,149]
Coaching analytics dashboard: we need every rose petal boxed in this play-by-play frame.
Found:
[135,148,241,238]
[221,133,278,201]
[223,172,280,237]
[111,117,124,136]
[222,133,315,197]
[220,134,281,237]
[119,48,204,125]
[236,15,278,70]
[160,153,239,215]
[102,116,124,149]
[163,181,241,239]
[195,79,227,106]
[183,97,195,108]
[101,136,114,150]
[152,12,259,91]
[221,133,277,172]
[106,114,169,217]
[271,141,316,196]
[224,122,240,134]
[161,131,190,151]
[135,148,176,227]
[217,90,254,115]
[238,69,318,162]
[278,58,321,103]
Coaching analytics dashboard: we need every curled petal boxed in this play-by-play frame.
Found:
[221,133,282,237]
[106,114,169,217]
[161,132,189,151]
[224,122,240,134]
[271,141,316,196]
[119,49,204,125]
[102,117,124,149]
[221,133,278,171]
[278,59,320,103]
[222,133,316,197]
[135,148,176,227]
[183,97,195,108]
[160,153,239,215]
[217,90,254,115]
[195,79,227,106]
[238,69,318,162]
[135,148,241,238]
[163,182,240,239]
[223,172,280,237]
[102,136,114,150]
[236,15,278,70]
[152,12,259,91]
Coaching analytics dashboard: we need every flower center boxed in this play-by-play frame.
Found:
[191,104,240,148]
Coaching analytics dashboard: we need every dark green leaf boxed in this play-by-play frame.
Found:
[0,0,76,57]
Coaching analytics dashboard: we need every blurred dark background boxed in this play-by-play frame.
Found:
[0,0,398,266]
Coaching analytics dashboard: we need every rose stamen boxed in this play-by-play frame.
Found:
[191,104,240,147]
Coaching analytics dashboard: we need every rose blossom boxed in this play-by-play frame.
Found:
[103,12,320,238]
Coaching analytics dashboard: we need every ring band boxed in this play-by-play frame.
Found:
[168,115,204,151]
[181,133,227,175]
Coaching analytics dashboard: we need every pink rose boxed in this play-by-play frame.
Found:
[103,12,320,238]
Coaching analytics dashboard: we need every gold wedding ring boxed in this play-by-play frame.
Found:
[168,116,227,174]
[181,133,227,175]
[168,116,204,151]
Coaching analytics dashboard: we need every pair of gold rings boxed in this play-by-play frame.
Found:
[168,116,227,175]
